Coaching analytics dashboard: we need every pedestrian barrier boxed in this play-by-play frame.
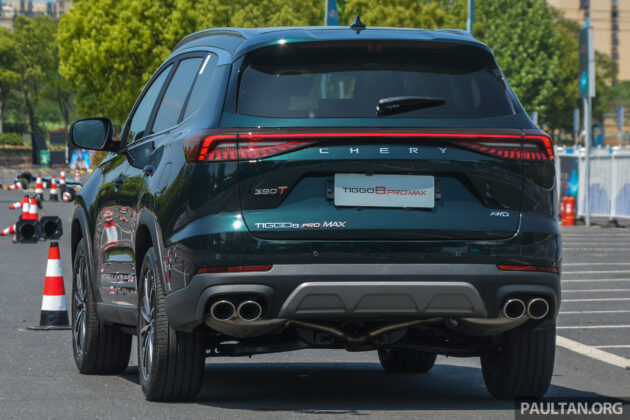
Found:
[28,242,70,330]
[556,147,630,221]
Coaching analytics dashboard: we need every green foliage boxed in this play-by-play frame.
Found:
[59,0,324,125]
[473,0,561,126]
[0,27,21,134]
[343,0,460,28]
[12,16,60,135]
[0,132,25,146]
[56,0,623,136]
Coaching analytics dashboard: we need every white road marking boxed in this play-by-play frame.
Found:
[563,262,630,266]
[563,289,630,293]
[560,310,630,314]
[556,335,630,369]
[563,297,630,302]
[594,345,630,349]
[557,325,630,329]
[562,270,630,274]
[562,279,630,283]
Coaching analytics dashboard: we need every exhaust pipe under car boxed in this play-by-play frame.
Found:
[527,298,550,320]
[237,300,263,321]
[502,298,526,320]
[210,300,236,321]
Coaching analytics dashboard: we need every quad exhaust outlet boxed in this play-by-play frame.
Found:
[210,300,235,321]
[527,298,550,320]
[502,297,550,320]
[502,298,526,320]
[237,300,263,322]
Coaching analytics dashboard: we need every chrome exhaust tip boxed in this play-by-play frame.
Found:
[210,300,236,321]
[527,298,550,320]
[503,298,526,320]
[237,300,263,322]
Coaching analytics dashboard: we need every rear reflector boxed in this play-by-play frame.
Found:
[497,265,558,273]
[184,132,552,162]
[196,265,272,274]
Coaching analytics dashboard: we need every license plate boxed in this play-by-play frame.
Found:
[334,174,435,208]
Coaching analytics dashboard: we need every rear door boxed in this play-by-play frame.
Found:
[221,41,546,241]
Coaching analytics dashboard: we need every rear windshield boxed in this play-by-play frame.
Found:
[236,42,515,119]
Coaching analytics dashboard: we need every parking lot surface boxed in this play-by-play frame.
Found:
[0,189,628,419]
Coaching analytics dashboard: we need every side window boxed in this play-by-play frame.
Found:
[126,65,172,144]
[151,57,203,133]
[182,54,217,120]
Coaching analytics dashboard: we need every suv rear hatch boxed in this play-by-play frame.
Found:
[211,41,552,240]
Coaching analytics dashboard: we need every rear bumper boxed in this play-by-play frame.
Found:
[164,263,560,332]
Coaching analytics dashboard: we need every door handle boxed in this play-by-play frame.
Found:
[143,165,155,176]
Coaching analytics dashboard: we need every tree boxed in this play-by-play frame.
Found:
[472,0,562,127]
[0,28,20,134]
[59,0,324,125]
[12,16,59,141]
[343,0,460,28]
[543,12,580,136]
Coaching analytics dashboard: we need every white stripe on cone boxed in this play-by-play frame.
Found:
[28,198,38,221]
[21,200,31,220]
[41,295,68,311]
[46,259,63,278]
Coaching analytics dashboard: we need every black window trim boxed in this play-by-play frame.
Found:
[120,63,174,149]
[145,52,207,138]
[177,53,215,123]
[120,51,207,149]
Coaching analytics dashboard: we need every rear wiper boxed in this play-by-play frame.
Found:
[376,96,445,116]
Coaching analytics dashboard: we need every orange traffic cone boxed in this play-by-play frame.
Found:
[9,195,29,210]
[60,169,66,187]
[29,242,70,330]
[75,169,80,183]
[0,225,16,236]
[49,176,59,201]
[7,181,22,190]
[28,197,39,221]
[34,174,44,200]
[20,197,31,220]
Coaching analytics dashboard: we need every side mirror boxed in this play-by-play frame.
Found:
[69,118,118,152]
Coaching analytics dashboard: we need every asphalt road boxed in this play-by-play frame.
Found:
[0,188,629,419]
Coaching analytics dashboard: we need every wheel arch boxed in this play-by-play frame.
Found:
[71,205,94,279]
[135,210,168,294]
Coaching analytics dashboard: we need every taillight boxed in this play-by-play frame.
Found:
[185,133,315,162]
[196,265,272,274]
[184,131,553,162]
[454,134,553,161]
[497,265,558,273]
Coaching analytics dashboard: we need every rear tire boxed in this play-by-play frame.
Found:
[481,321,556,399]
[137,247,205,401]
[72,238,132,374]
[378,347,437,373]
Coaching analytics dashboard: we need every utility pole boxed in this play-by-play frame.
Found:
[579,23,595,226]
[467,0,474,33]
[618,106,624,147]
[573,108,580,147]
